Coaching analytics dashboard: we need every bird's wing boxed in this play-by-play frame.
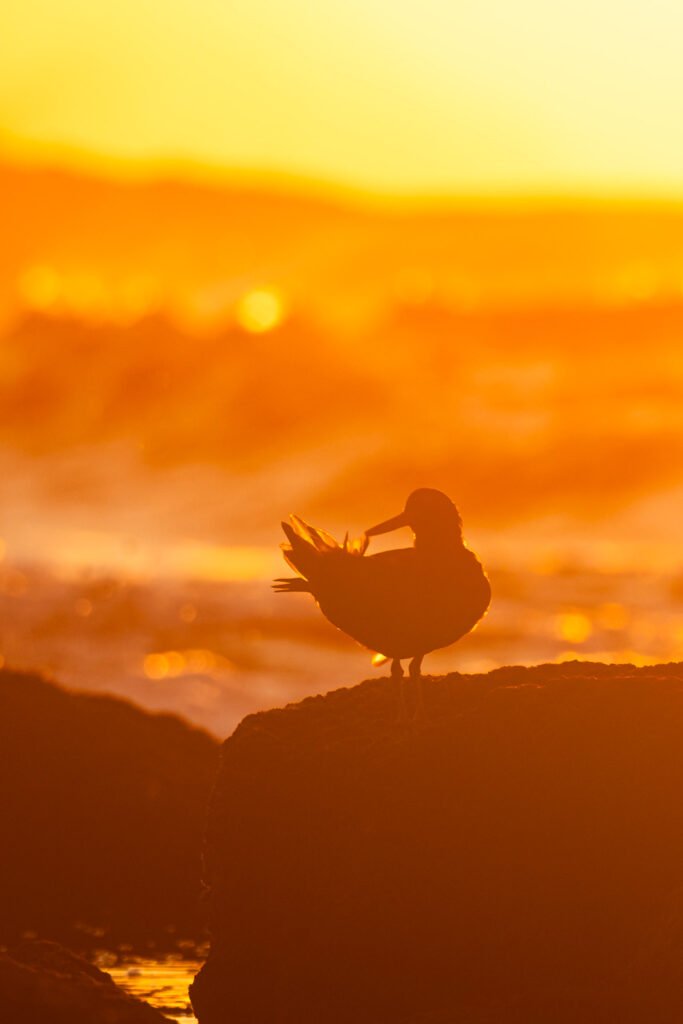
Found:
[315,547,490,658]
[313,548,422,649]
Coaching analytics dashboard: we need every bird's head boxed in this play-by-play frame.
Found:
[365,488,463,545]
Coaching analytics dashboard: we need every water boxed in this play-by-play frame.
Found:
[3,559,683,738]
[109,958,200,1022]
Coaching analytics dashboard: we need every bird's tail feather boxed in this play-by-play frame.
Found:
[275,515,368,593]
[286,515,340,553]
[272,577,312,593]
[276,515,340,587]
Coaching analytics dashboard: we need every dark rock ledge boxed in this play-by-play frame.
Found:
[191,661,683,1023]
[0,939,172,1023]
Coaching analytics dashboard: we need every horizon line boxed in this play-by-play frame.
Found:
[5,136,683,213]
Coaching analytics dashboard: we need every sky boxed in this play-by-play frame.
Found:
[2,0,683,196]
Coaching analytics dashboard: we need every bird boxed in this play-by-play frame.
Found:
[273,488,491,685]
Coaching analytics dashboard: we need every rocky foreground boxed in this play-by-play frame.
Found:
[0,669,218,949]
[0,940,172,1023]
[191,661,683,1023]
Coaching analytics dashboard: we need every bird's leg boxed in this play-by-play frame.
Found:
[409,655,425,721]
[392,659,408,723]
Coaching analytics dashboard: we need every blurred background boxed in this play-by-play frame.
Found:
[3,0,683,736]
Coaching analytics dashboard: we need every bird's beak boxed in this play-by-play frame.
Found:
[365,511,408,537]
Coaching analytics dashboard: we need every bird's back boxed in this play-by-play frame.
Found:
[314,544,490,659]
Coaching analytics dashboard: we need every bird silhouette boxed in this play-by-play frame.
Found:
[274,489,491,683]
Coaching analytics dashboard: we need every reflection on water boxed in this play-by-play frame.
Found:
[2,556,683,737]
[108,958,200,1022]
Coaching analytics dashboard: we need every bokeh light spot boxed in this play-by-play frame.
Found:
[236,288,286,333]
[144,653,169,679]
[165,650,186,675]
[555,611,592,645]
[19,265,61,310]
[143,649,229,680]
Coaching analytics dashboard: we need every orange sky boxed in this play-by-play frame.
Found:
[3,0,683,196]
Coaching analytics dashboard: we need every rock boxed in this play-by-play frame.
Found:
[0,669,218,950]
[190,662,683,1023]
[0,939,172,1023]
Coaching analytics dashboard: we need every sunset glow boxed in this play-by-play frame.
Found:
[3,0,683,788]
[6,7,683,1020]
[4,0,683,196]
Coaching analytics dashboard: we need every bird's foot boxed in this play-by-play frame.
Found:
[392,658,430,726]
[409,657,428,724]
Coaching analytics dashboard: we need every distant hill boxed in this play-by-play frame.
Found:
[3,159,683,320]
[0,668,218,951]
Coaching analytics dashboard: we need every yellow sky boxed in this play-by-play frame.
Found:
[2,0,683,195]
